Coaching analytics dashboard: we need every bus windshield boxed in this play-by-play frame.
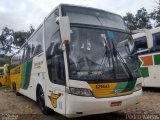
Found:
[67,27,141,81]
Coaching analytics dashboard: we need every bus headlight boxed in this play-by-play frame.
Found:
[67,87,93,97]
[134,83,142,92]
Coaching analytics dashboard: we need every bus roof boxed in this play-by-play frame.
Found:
[60,4,122,18]
[132,32,146,40]
[61,4,127,31]
[150,26,160,34]
[132,27,160,40]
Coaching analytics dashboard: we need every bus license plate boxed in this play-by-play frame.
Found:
[111,101,122,107]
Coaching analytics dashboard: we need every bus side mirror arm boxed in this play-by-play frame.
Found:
[58,16,71,51]
[60,42,66,51]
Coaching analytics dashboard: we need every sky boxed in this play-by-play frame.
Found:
[0,0,157,32]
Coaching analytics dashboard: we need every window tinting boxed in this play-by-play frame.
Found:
[153,32,160,51]
[44,11,59,50]
[46,31,65,85]
[11,25,44,68]
[134,36,148,51]
[32,26,43,55]
[22,47,26,62]
[62,5,126,30]
[44,11,65,85]
[19,48,23,63]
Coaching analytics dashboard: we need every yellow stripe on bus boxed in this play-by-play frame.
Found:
[89,83,133,98]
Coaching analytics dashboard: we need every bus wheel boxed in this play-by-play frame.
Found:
[12,83,21,96]
[37,87,52,115]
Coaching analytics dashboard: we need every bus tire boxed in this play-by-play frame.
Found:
[37,86,52,115]
[12,83,21,96]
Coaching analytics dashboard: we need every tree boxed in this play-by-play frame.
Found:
[123,13,137,31]
[13,25,35,47]
[0,25,35,55]
[0,26,14,54]
[123,8,152,31]
[13,31,29,47]
[136,8,152,29]
[151,0,160,27]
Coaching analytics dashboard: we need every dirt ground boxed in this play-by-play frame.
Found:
[0,87,160,120]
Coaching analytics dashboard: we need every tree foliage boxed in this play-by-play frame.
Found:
[123,8,152,31]
[0,26,35,55]
[0,27,14,54]
[13,26,35,48]
[123,13,137,31]
[151,0,160,27]
[136,8,152,29]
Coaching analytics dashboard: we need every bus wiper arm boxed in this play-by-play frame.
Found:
[111,41,133,79]
[96,36,112,81]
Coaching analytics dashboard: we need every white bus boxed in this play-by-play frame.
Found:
[133,27,160,88]
[10,4,142,118]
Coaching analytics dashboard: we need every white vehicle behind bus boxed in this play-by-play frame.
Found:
[133,27,160,88]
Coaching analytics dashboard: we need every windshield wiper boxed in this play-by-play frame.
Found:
[111,41,134,79]
[96,36,113,81]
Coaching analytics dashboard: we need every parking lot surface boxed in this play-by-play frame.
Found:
[0,87,160,120]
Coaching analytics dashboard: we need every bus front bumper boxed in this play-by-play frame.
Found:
[66,89,142,118]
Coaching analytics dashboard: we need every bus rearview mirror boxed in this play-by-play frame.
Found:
[59,16,71,48]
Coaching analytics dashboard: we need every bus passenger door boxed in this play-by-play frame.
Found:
[46,31,66,115]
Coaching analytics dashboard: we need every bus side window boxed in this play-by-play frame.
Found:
[34,44,42,55]
[19,48,23,63]
[153,32,160,51]
[22,45,28,62]
[46,31,65,85]
[26,44,32,60]
[31,44,35,55]
[17,51,21,65]
[134,36,148,51]
[33,26,43,56]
